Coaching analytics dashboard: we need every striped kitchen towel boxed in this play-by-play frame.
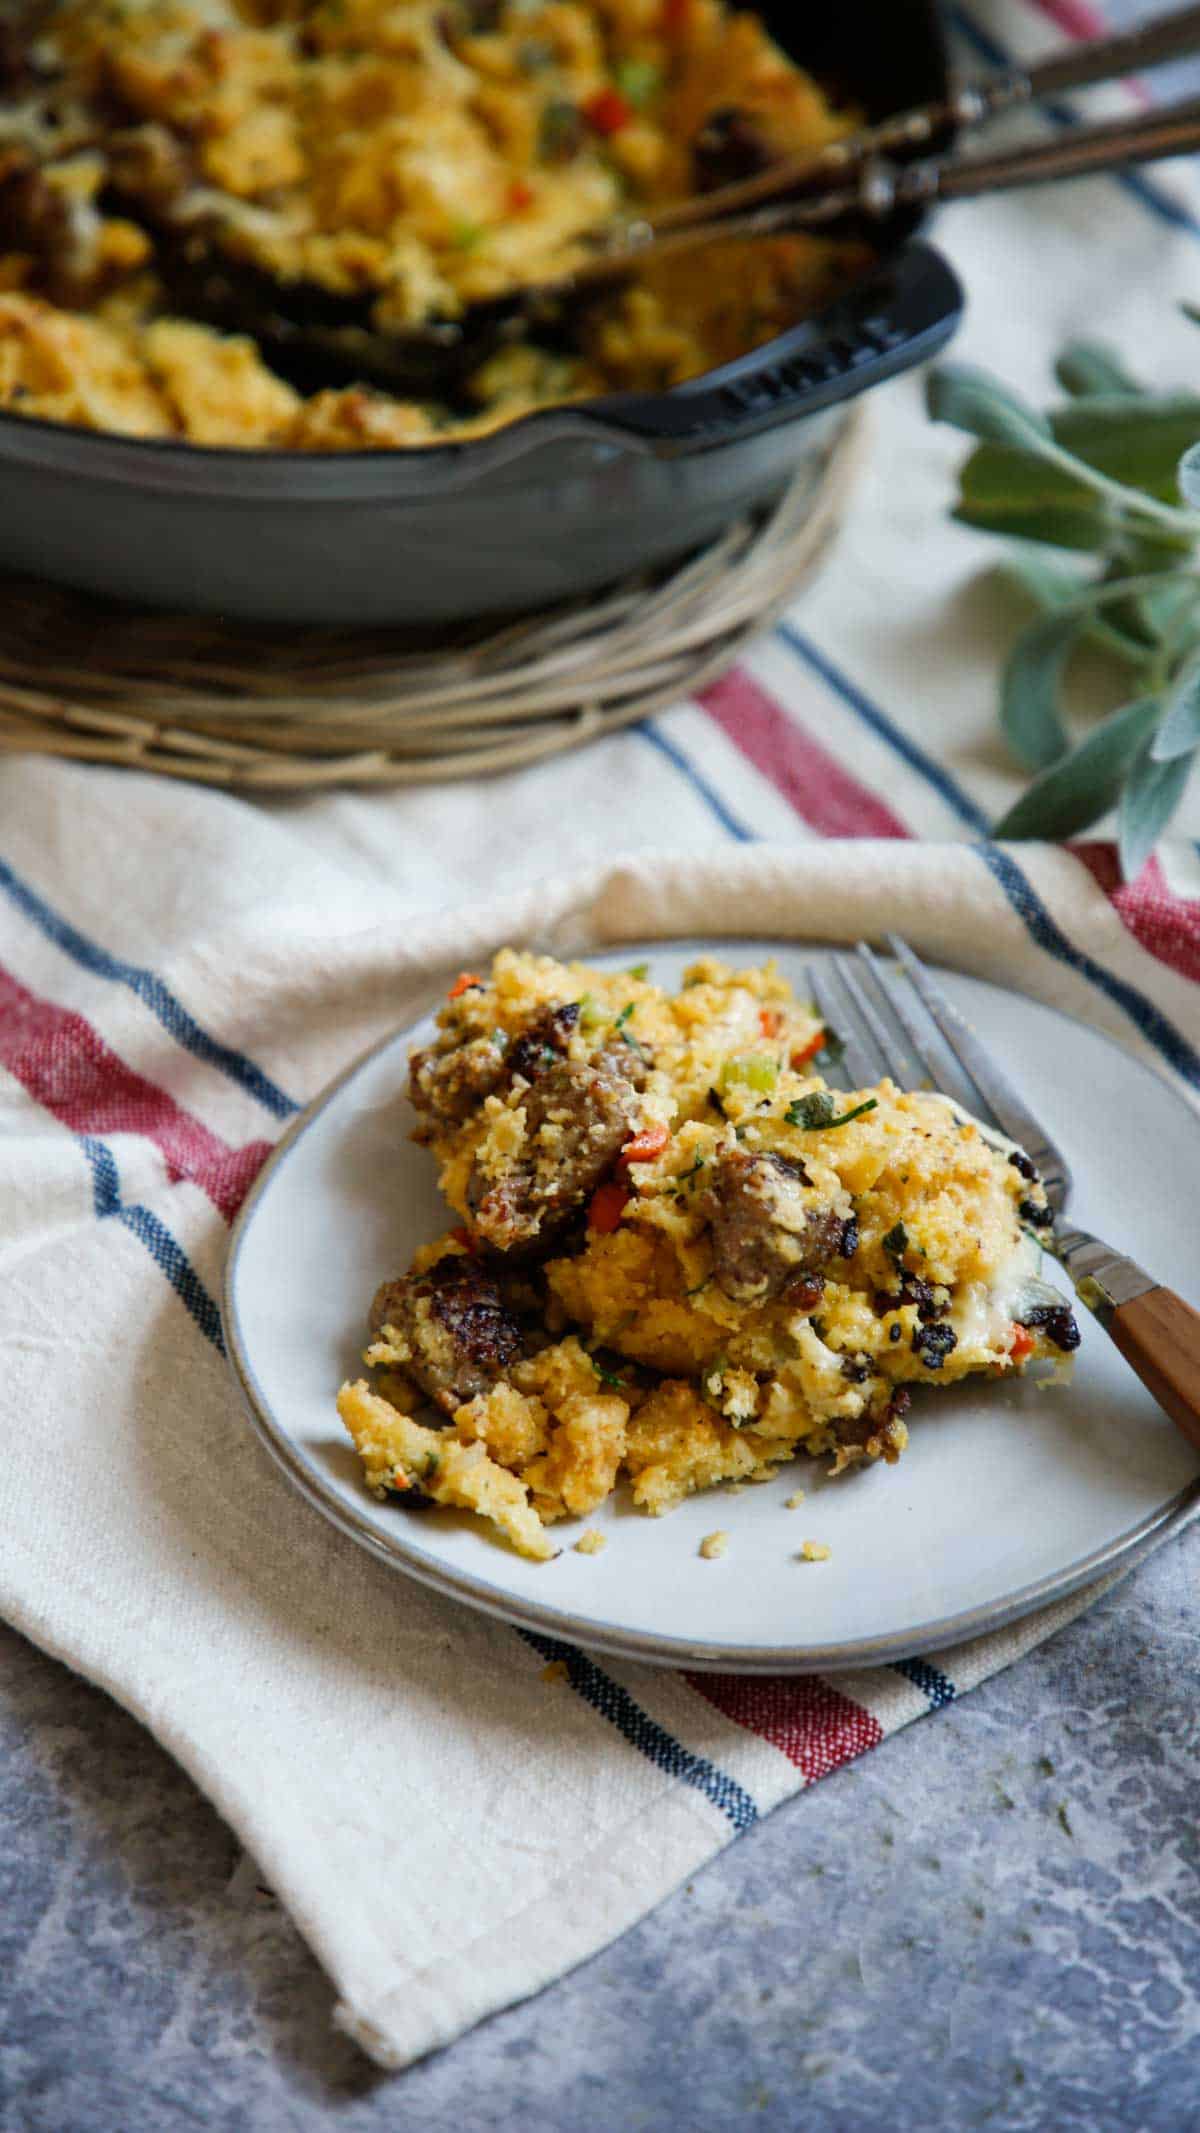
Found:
[2,0,1199,2073]
[1,827,1197,2070]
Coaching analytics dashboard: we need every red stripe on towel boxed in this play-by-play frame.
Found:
[0,965,272,1220]
[684,1672,884,1780]
[1027,0,1114,41]
[1071,843,1200,986]
[697,669,911,840]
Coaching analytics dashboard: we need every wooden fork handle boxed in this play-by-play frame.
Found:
[1108,1288,1200,1458]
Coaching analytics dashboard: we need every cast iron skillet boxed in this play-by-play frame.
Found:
[0,0,962,626]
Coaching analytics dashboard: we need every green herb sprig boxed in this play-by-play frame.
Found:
[614,1001,648,1062]
[786,1092,878,1132]
[927,339,1200,877]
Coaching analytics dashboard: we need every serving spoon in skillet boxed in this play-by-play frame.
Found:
[160,86,1200,400]
[31,0,1200,400]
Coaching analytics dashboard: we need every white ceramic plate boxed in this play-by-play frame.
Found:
[224,941,1200,1672]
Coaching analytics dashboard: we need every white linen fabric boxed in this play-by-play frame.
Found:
[1,0,1198,2071]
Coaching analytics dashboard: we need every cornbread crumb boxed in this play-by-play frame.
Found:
[785,1489,807,1509]
[800,1540,831,1562]
[575,1529,607,1556]
[699,1530,729,1560]
[540,1660,570,1684]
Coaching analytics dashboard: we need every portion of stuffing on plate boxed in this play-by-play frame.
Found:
[338,950,1081,1559]
[0,0,865,447]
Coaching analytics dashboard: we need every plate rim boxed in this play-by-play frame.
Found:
[222,938,1200,1673]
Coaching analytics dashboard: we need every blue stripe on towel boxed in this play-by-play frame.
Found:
[520,1629,760,1832]
[638,722,759,843]
[775,626,992,835]
[80,1135,226,1352]
[894,1657,958,1709]
[772,632,1200,1085]
[977,845,1200,1087]
[0,854,300,1120]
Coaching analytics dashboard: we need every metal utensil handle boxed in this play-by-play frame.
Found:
[579,93,1200,283]
[645,1,1200,237]
[926,90,1200,204]
[1025,0,1200,97]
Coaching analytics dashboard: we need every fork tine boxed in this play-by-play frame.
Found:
[806,963,868,1088]
[852,943,925,1088]
[885,934,1073,1205]
[826,952,906,1085]
[806,960,881,1087]
[855,942,971,1107]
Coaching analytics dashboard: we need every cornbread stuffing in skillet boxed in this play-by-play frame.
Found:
[337,951,1081,1559]
[0,0,863,446]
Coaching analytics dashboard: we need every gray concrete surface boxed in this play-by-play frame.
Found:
[4,1519,1199,2132]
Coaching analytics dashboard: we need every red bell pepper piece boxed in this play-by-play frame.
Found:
[584,85,633,135]
[589,1180,631,1233]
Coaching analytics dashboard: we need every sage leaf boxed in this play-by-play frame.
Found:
[1118,730,1196,879]
[993,696,1162,841]
[1178,439,1200,512]
[1151,648,1200,760]
[927,365,1053,452]
[1000,552,1169,665]
[1051,397,1200,506]
[1000,552,1089,612]
[1100,577,1187,661]
[1001,609,1086,770]
[953,442,1106,551]
[1128,573,1198,649]
[1055,342,1143,400]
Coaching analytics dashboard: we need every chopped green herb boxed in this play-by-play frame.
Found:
[614,1001,647,1061]
[575,991,605,1032]
[516,36,555,72]
[707,1085,728,1119]
[591,1356,626,1390]
[492,1027,509,1051]
[811,1317,827,1342]
[702,1356,727,1403]
[538,96,582,161]
[625,961,650,980]
[685,1276,711,1297]
[675,1154,707,1186]
[450,219,487,252]
[816,1026,846,1066]
[614,57,662,107]
[786,1093,879,1132]
[424,1452,440,1480]
[882,1221,909,1263]
[722,1053,778,1095]
[788,1090,834,1129]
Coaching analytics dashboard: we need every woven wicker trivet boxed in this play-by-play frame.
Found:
[0,407,865,790]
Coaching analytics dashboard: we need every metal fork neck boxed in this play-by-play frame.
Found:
[1053,1228,1157,1317]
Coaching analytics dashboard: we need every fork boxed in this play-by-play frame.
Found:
[806,937,1200,1457]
